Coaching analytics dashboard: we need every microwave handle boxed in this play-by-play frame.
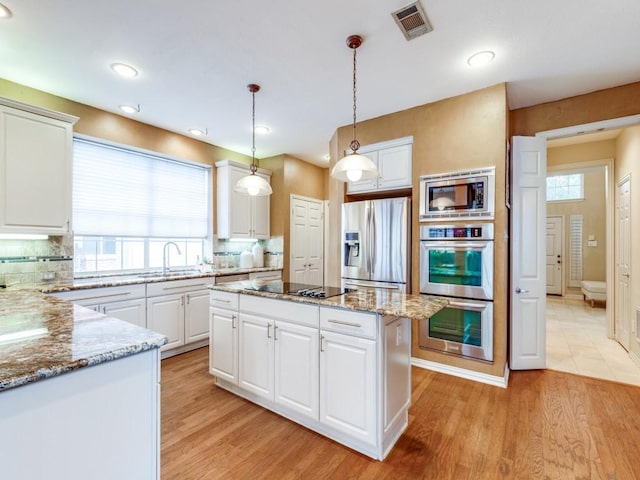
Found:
[424,241,491,249]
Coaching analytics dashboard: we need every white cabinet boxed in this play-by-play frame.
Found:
[146,278,212,353]
[49,284,146,328]
[347,137,413,194]
[319,308,377,446]
[210,290,239,384]
[215,159,271,239]
[237,295,319,420]
[0,98,77,235]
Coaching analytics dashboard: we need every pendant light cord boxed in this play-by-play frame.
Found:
[250,88,258,174]
[350,44,360,153]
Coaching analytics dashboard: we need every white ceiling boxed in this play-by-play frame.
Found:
[2,0,640,167]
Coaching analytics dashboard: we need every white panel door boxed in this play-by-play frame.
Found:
[210,308,238,384]
[616,175,631,350]
[546,216,563,295]
[290,195,324,285]
[274,321,319,420]
[147,294,184,351]
[319,330,376,446]
[290,198,309,283]
[239,313,274,400]
[510,136,547,370]
[184,289,210,343]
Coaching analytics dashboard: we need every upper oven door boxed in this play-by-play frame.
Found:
[420,240,494,300]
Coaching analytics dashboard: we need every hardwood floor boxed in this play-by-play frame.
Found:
[161,347,640,479]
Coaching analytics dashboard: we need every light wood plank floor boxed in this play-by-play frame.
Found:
[161,347,640,480]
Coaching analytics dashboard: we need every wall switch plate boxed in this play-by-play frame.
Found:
[41,272,56,280]
[587,240,598,247]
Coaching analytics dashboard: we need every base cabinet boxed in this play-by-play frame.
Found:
[147,278,212,354]
[209,291,411,460]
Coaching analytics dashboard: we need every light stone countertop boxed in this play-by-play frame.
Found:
[210,281,449,321]
[0,289,167,392]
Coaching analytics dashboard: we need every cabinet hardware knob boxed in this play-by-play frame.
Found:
[320,334,325,352]
[274,325,278,340]
[267,323,272,339]
[231,314,236,328]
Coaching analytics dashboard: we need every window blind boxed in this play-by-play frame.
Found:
[568,214,583,287]
[73,138,210,238]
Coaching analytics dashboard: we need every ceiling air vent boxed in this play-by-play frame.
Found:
[392,1,433,41]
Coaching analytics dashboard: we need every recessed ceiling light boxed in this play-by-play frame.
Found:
[119,104,140,114]
[254,125,270,135]
[467,50,495,67]
[110,63,139,78]
[0,3,12,18]
[188,128,207,136]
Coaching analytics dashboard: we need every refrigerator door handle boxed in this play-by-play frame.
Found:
[370,204,376,275]
[365,205,371,274]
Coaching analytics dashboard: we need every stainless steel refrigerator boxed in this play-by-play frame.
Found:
[341,197,410,293]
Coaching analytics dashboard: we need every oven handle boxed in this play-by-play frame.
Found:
[446,300,489,312]
[422,241,492,250]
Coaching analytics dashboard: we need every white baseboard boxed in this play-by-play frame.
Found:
[411,357,509,388]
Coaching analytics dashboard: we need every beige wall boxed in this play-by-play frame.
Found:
[614,125,640,362]
[329,84,509,378]
[546,169,607,292]
[0,77,253,235]
[261,154,326,282]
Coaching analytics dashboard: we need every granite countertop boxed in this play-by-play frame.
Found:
[37,266,283,294]
[210,282,449,321]
[0,289,167,392]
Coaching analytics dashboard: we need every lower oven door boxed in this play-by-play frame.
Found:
[419,297,493,362]
[420,240,493,300]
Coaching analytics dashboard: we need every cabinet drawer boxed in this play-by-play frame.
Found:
[249,270,282,281]
[147,278,212,297]
[50,284,146,303]
[320,307,377,339]
[240,295,318,328]
[210,290,239,310]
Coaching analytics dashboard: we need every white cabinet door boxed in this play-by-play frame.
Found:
[239,313,274,400]
[103,298,147,328]
[274,320,319,420]
[210,308,238,384]
[346,151,379,194]
[377,144,412,190]
[0,103,75,234]
[319,330,377,446]
[147,294,185,351]
[252,173,271,239]
[184,289,210,343]
[229,166,253,238]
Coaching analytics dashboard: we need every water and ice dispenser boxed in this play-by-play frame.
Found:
[344,232,360,267]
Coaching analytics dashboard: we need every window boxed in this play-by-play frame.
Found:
[73,137,211,275]
[546,173,584,202]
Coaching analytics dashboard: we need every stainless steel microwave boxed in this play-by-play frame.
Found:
[419,167,495,222]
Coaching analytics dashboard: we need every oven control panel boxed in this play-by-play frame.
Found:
[420,223,494,240]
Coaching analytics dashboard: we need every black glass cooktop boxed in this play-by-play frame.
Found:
[243,282,353,299]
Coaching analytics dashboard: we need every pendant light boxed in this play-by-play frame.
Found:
[330,35,378,183]
[234,84,273,196]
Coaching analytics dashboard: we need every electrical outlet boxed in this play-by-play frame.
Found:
[41,272,56,281]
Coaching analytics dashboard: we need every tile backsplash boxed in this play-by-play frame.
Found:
[0,235,74,286]
[211,236,284,268]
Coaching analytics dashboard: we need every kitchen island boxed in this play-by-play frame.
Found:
[0,289,167,480]
[208,282,447,460]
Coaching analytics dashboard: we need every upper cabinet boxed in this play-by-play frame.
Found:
[216,160,271,239]
[0,98,78,235]
[347,136,413,194]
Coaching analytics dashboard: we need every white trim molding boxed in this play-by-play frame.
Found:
[411,357,509,388]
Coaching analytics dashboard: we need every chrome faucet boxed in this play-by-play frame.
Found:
[163,242,182,275]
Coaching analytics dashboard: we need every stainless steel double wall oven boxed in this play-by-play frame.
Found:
[419,223,495,362]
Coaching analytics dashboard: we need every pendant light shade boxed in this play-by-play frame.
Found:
[330,35,378,183]
[234,84,273,196]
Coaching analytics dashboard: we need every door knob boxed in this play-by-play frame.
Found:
[515,287,529,294]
